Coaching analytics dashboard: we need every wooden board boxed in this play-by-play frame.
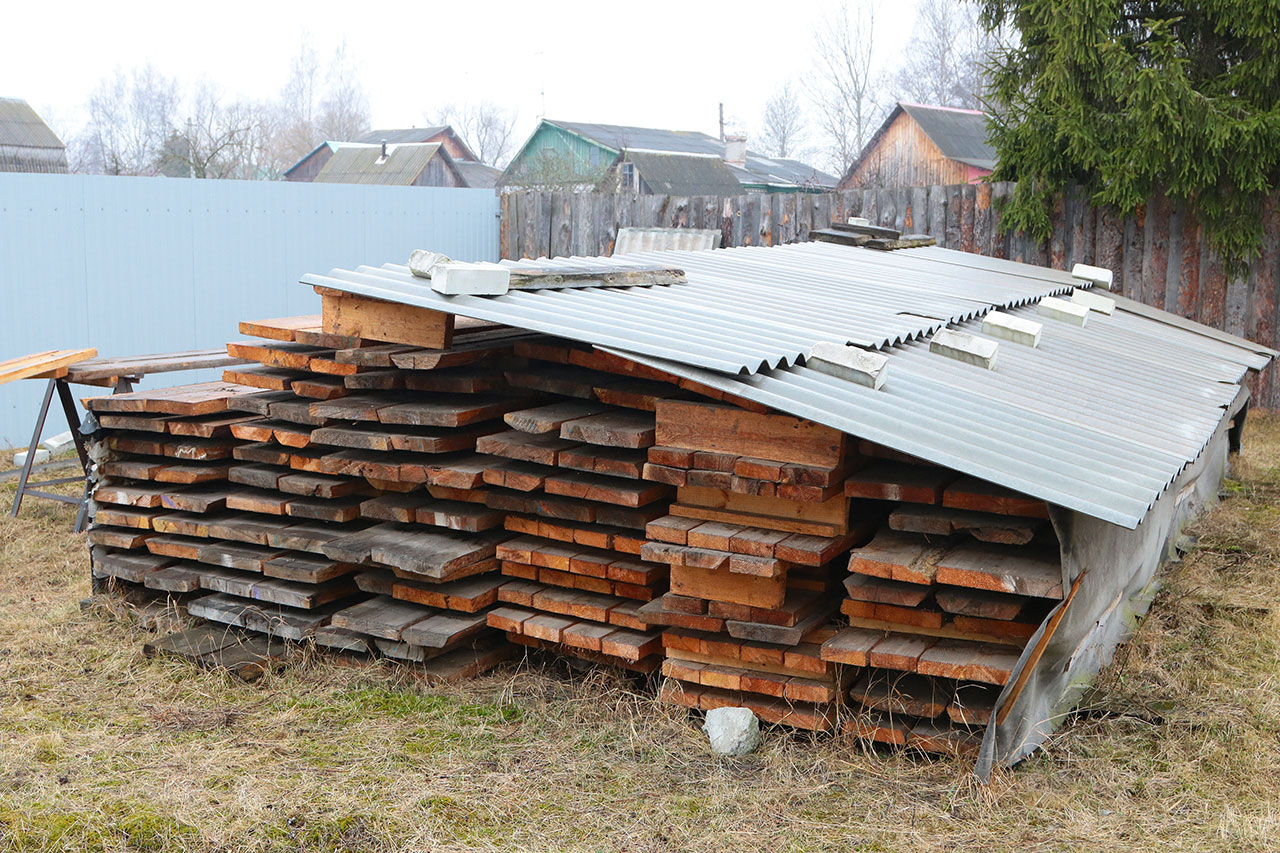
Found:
[0,348,97,386]
[655,400,845,467]
[318,288,453,349]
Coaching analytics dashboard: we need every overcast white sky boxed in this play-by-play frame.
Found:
[5,0,920,157]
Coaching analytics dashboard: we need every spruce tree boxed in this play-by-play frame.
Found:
[980,1,1280,269]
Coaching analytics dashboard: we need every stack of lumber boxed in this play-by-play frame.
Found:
[639,400,876,731]
[85,303,545,680]
[823,455,1062,755]
[480,340,681,673]
[81,289,1070,752]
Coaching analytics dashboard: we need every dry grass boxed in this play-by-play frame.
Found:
[3,420,1280,852]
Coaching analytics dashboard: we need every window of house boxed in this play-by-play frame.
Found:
[620,162,636,191]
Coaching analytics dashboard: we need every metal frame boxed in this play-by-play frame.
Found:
[9,376,133,532]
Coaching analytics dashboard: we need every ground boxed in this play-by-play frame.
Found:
[2,418,1280,853]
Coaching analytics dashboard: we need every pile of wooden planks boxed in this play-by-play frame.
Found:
[85,304,542,680]
[640,401,874,731]
[822,456,1061,755]
[480,341,681,672]
[83,288,1070,755]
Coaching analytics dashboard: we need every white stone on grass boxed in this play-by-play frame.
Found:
[1071,263,1114,290]
[1071,287,1116,315]
[807,342,889,389]
[702,706,762,756]
[13,448,50,467]
[980,311,1042,347]
[929,328,999,369]
[40,431,74,452]
[1038,296,1091,326]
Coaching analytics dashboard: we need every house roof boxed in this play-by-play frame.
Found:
[0,97,67,174]
[623,150,743,196]
[899,103,997,170]
[537,119,837,190]
[355,127,449,145]
[843,102,997,185]
[454,160,502,189]
[302,241,1271,529]
[313,143,451,185]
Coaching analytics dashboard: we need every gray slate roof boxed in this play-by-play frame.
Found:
[454,160,502,189]
[547,119,837,189]
[898,103,996,170]
[301,241,1270,528]
[624,151,742,196]
[0,97,67,173]
[313,143,445,185]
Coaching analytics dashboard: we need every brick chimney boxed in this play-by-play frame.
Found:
[724,135,747,167]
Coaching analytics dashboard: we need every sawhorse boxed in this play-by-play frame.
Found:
[9,376,134,532]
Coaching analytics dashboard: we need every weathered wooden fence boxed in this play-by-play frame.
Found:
[500,185,1280,407]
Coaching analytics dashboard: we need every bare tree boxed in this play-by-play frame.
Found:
[273,39,371,170]
[759,82,806,159]
[808,3,887,176]
[428,102,519,166]
[316,42,371,141]
[157,83,282,179]
[76,64,180,175]
[892,0,995,109]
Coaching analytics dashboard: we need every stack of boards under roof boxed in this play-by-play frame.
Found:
[82,280,1068,756]
[86,310,541,681]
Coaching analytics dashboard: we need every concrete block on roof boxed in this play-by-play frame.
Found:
[1037,296,1090,326]
[407,249,452,278]
[929,329,998,369]
[807,342,889,389]
[981,311,1042,347]
[1071,263,1114,290]
[429,261,511,296]
[1071,287,1116,315]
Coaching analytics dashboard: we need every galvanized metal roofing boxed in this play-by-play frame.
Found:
[0,98,64,149]
[302,241,1077,374]
[301,240,1270,527]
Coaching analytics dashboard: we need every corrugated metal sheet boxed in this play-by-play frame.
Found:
[608,294,1257,529]
[302,238,1269,528]
[302,241,1078,374]
[0,173,499,446]
[613,228,720,254]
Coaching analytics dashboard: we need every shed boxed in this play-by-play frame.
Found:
[304,239,1272,774]
[312,143,465,188]
[0,97,67,174]
[840,102,995,189]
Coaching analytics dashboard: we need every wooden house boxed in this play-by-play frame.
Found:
[312,142,465,188]
[501,119,836,193]
[840,103,995,190]
[285,126,478,183]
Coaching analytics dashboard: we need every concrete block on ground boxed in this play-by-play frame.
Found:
[14,448,50,467]
[40,431,74,452]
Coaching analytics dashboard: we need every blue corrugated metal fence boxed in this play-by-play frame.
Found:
[0,173,499,447]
